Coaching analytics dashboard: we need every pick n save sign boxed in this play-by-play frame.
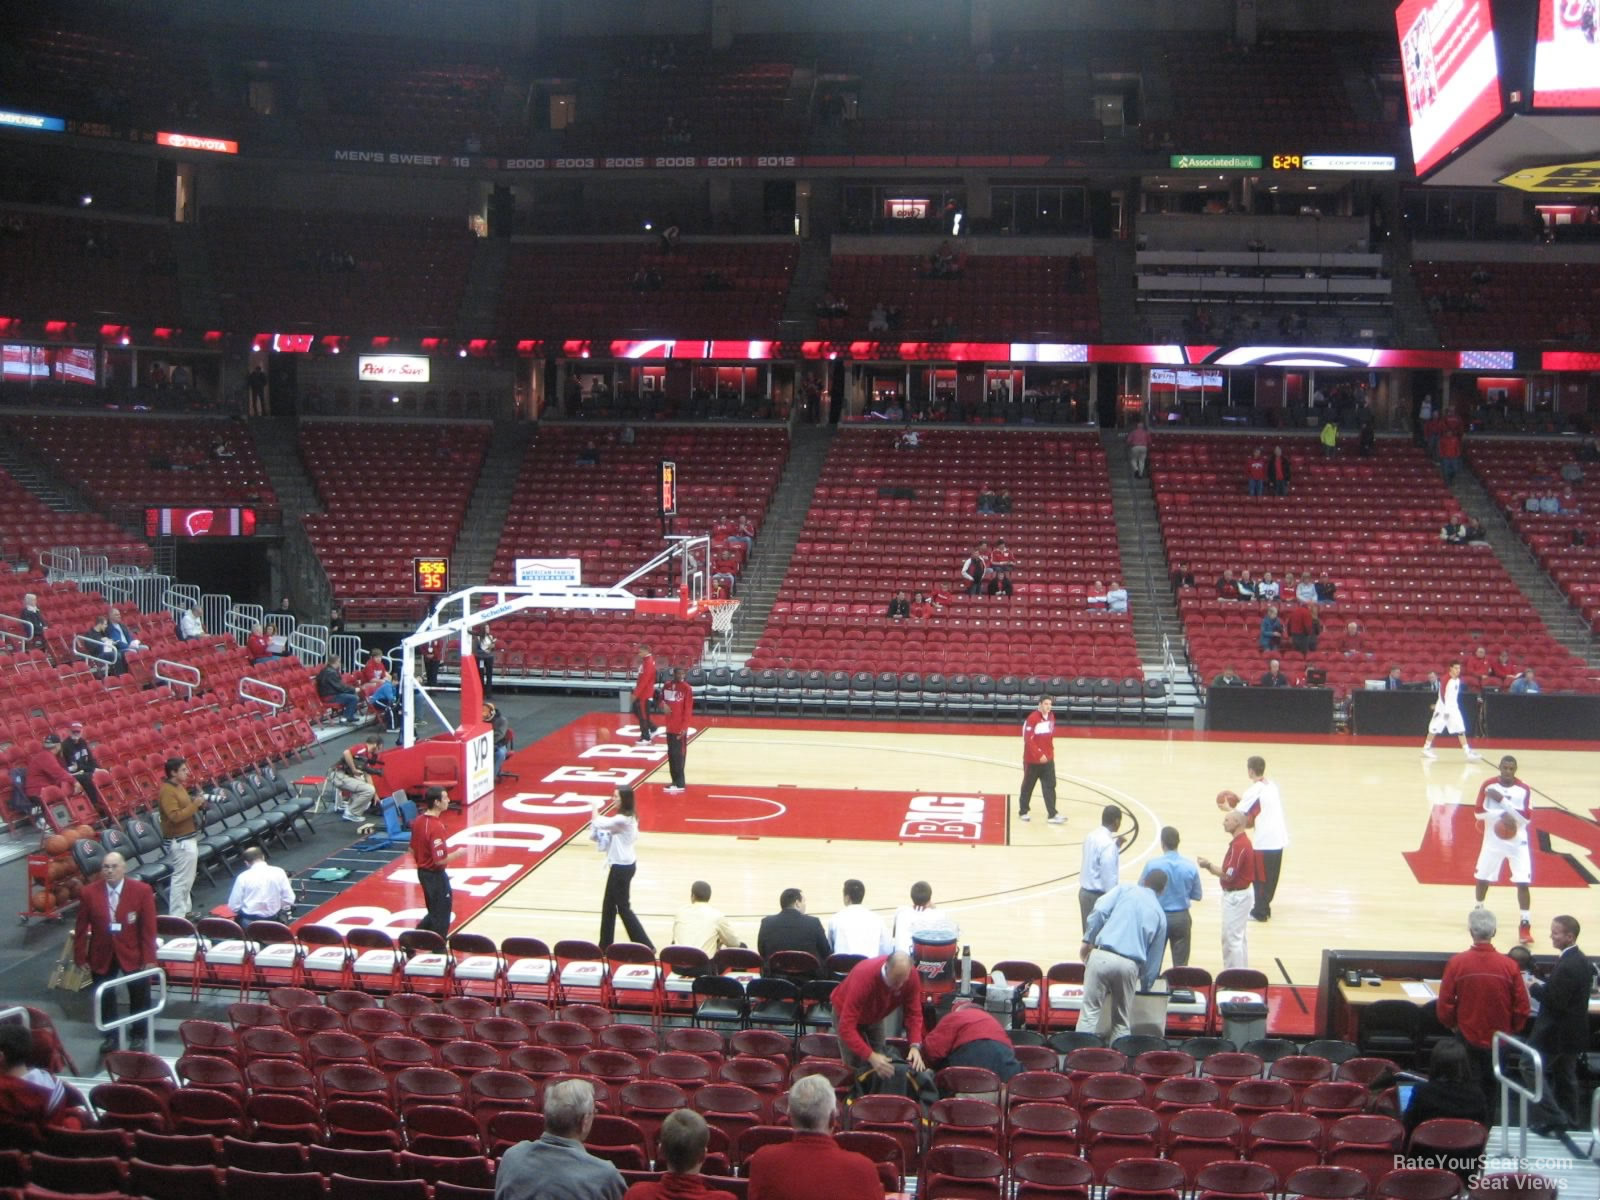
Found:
[358,355,430,383]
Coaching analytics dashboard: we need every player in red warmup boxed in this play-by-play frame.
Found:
[660,667,694,794]
[1018,695,1063,824]
[1472,754,1536,945]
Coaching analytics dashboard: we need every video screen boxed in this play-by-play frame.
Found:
[3,344,95,383]
[1395,0,1504,176]
[144,507,258,538]
[1533,0,1600,108]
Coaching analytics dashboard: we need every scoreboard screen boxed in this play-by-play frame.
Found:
[413,556,451,595]
[659,460,678,517]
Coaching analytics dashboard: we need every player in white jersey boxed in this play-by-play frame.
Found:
[1473,754,1536,945]
[1422,660,1480,759]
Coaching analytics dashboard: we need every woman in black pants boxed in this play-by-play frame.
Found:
[592,786,653,949]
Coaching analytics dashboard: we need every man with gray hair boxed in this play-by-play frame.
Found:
[1436,907,1530,1122]
[745,1074,880,1199]
[1079,871,1168,1043]
[495,1077,624,1200]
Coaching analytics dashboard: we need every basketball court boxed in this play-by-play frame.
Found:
[301,709,1600,1027]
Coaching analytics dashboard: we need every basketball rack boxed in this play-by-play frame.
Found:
[395,535,714,747]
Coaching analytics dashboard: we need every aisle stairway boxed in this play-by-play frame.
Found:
[729,422,834,655]
[1449,466,1600,663]
[452,422,538,588]
[1103,428,1199,719]
[249,416,327,613]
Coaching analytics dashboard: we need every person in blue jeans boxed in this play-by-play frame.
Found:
[316,658,361,722]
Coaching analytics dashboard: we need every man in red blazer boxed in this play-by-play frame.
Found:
[73,852,158,1053]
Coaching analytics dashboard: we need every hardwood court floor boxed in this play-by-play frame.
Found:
[464,719,1599,988]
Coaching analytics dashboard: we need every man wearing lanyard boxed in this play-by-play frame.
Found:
[157,757,206,921]
[1198,810,1260,969]
[74,852,157,1053]
[1140,826,1203,968]
[1079,805,1123,931]
[412,787,463,937]
[1079,872,1168,1043]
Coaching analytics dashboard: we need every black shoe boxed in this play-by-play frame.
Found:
[1250,911,1269,922]
[129,1034,148,1051]
[99,1036,118,1054]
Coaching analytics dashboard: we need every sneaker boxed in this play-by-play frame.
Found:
[1018,812,1031,822]
[665,786,685,794]
[1048,815,1066,825]
[1519,921,1534,945]
[1466,750,1483,761]
[1421,748,1437,759]
[341,812,364,823]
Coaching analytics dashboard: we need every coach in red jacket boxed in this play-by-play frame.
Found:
[73,851,158,1053]
[1436,907,1530,1120]
[831,951,925,1079]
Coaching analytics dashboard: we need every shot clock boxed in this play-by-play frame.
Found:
[413,556,451,595]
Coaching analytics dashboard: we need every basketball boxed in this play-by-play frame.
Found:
[30,888,50,913]
[60,828,81,846]
[73,825,96,841]
[46,859,76,883]
[62,877,82,898]
[41,834,69,857]
[1216,790,1241,810]
[1494,813,1518,839]
[52,885,71,908]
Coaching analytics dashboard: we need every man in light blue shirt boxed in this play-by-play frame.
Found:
[1140,826,1204,968]
[1079,874,1168,1043]
[1508,669,1540,695]
[1079,805,1123,931]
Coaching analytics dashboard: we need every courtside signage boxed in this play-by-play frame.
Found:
[358,355,430,382]
[0,109,66,132]
[156,131,239,154]
[1170,154,1263,169]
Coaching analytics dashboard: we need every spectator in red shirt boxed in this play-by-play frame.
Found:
[246,623,273,664]
[411,787,463,937]
[361,651,388,683]
[1246,448,1268,497]
[26,734,82,811]
[831,951,926,1080]
[1439,427,1464,483]
[923,998,1023,1082]
[746,1075,879,1200]
[624,1108,735,1200]
[1283,602,1321,654]
[660,668,693,794]
[632,645,658,745]
[1019,695,1061,824]
[1436,907,1530,1120]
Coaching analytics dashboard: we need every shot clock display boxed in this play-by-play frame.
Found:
[413,556,451,595]
[1271,153,1304,170]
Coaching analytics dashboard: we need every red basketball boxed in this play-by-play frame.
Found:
[30,888,51,912]
[46,859,77,883]
[73,824,96,841]
[59,828,81,847]
[1216,790,1241,810]
[1494,813,1518,839]
[41,834,69,857]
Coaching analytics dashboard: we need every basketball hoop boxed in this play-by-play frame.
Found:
[702,598,741,638]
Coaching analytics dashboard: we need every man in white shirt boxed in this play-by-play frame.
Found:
[1238,755,1289,922]
[227,846,295,927]
[669,880,744,955]
[1079,805,1124,930]
[829,878,891,959]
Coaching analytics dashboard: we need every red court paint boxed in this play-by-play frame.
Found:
[1403,803,1600,887]
[639,783,1006,844]
[296,714,691,935]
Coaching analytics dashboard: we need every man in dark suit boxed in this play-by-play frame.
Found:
[1526,914,1593,1135]
[73,851,158,1053]
[756,887,831,968]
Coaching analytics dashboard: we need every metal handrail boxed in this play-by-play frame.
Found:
[240,677,288,713]
[93,965,169,1052]
[72,632,117,673]
[154,658,202,699]
[1491,1028,1543,1160]
[0,1007,31,1028]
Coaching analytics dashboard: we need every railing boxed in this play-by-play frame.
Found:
[72,632,116,674]
[0,614,30,651]
[289,622,329,665]
[98,571,174,619]
[201,594,233,641]
[1491,1029,1543,1160]
[154,658,202,699]
[265,612,299,641]
[240,677,287,713]
[40,546,109,585]
[330,633,364,670]
[93,965,168,1052]
[163,584,201,623]
[225,604,265,646]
